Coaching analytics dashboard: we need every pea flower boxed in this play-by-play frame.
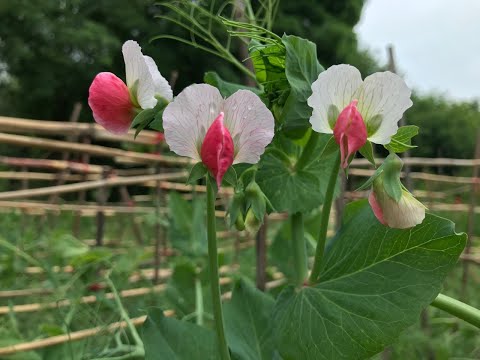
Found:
[88,40,173,134]
[307,64,413,168]
[163,84,274,186]
[369,176,426,229]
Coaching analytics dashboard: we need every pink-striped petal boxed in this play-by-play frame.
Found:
[163,84,224,161]
[223,90,275,164]
[88,72,134,134]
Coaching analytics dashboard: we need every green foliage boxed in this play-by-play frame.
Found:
[407,95,480,159]
[167,192,207,257]
[224,279,276,360]
[272,200,466,359]
[204,72,260,98]
[142,308,218,360]
[280,35,324,137]
[256,134,338,213]
[273,0,378,75]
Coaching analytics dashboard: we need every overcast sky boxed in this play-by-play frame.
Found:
[355,0,480,102]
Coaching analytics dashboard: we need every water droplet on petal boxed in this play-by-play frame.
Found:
[247,106,252,110]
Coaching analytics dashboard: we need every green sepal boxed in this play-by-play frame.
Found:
[131,108,156,138]
[355,163,385,191]
[222,167,237,187]
[382,153,404,202]
[359,140,376,166]
[131,96,170,138]
[186,162,208,185]
[228,191,245,229]
[384,125,419,153]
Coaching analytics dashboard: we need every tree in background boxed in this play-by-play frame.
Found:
[0,0,237,120]
[407,95,480,160]
[0,0,478,161]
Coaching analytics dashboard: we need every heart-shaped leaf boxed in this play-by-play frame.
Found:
[272,200,466,360]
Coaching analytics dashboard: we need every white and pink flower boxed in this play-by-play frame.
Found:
[88,40,173,134]
[307,64,413,168]
[369,176,426,229]
[163,84,274,186]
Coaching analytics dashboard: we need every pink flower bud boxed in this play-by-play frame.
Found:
[333,100,367,168]
[88,72,134,134]
[200,112,234,187]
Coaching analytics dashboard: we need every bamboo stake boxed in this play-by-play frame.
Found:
[0,284,166,315]
[0,132,191,166]
[0,311,174,355]
[0,156,103,174]
[0,171,187,200]
[0,116,158,145]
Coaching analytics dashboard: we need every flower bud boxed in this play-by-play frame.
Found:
[333,100,367,168]
[369,176,426,229]
[200,112,234,187]
[244,208,262,235]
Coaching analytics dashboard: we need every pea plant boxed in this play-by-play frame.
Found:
[87,2,479,359]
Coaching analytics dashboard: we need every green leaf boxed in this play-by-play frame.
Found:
[272,200,466,360]
[168,192,207,256]
[358,140,375,166]
[385,125,419,153]
[142,308,218,360]
[224,279,277,360]
[355,163,385,191]
[204,71,260,97]
[256,134,338,213]
[280,35,324,137]
[187,162,208,185]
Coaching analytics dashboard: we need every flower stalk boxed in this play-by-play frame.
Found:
[431,293,480,328]
[206,176,231,360]
[309,151,341,284]
[291,212,307,286]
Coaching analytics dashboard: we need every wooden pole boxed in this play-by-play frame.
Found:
[387,45,413,190]
[119,185,144,245]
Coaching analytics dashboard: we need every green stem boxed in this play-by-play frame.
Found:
[296,131,319,170]
[291,212,307,286]
[206,176,231,360]
[105,276,144,349]
[195,277,204,326]
[431,293,480,328]
[309,151,341,284]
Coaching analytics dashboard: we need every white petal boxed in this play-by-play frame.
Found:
[122,40,156,109]
[308,64,363,134]
[163,84,223,161]
[355,71,413,145]
[381,190,426,229]
[144,55,173,101]
[223,90,275,164]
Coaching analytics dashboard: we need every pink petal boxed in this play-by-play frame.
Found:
[200,112,234,187]
[333,100,367,168]
[88,72,134,134]
[368,191,386,225]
